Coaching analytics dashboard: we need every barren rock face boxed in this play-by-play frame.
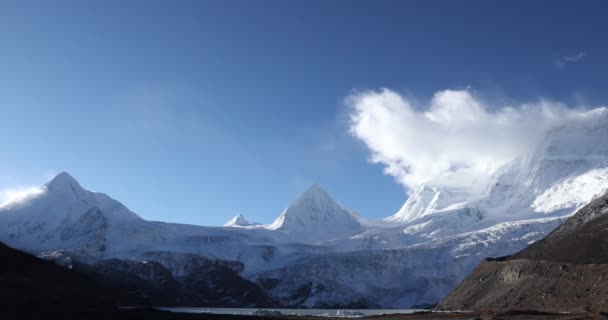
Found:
[437,192,608,312]
[437,259,608,312]
[511,193,608,264]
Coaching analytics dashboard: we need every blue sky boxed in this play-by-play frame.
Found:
[1,0,607,226]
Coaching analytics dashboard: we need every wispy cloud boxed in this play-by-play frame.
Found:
[554,51,586,69]
[0,186,46,207]
[347,88,603,191]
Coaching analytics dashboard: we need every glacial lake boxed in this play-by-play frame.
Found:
[158,307,425,317]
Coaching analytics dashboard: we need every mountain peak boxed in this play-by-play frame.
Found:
[295,184,333,204]
[42,171,142,222]
[304,183,323,192]
[267,185,362,242]
[46,172,82,191]
[224,213,251,227]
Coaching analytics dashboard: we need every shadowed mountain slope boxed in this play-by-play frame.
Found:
[437,192,608,312]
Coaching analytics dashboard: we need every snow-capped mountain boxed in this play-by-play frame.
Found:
[387,108,608,227]
[258,108,608,307]
[266,185,363,242]
[224,214,252,227]
[0,172,141,258]
[1,108,608,308]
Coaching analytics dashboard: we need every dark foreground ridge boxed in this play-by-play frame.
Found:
[1,239,607,319]
[437,192,608,312]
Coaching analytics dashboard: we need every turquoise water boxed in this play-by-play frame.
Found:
[158,307,424,317]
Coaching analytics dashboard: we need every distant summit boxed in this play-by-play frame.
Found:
[47,171,80,187]
[44,171,87,197]
[267,184,362,242]
[224,213,251,227]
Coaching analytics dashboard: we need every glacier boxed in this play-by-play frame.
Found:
[1,107,608,307]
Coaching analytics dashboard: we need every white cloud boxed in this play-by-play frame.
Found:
[554,51,586,68]
[0,186,46,207]
[347,88,595,191]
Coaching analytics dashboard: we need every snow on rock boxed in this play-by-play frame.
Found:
[224,213,252,227]
[38,250,74,269]
[2,108,608,310]
[532,168,608,214]
[266,184,363,243]
[386,185,477,223]
[255,215,565,308]
[387,108,608,224]
[0,172,141,257]
[255,108,608,307]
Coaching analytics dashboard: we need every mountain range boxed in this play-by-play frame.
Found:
[1,107,608,308]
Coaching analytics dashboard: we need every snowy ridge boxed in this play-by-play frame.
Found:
[386,185,477,223]
[2,108,608,307]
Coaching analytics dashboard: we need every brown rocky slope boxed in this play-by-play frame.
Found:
[437,192,608,312]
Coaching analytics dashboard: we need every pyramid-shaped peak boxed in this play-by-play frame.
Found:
[45,171,85,194]
[266,184,362,241]
[305,183,325,192]
[2,172,142,223]
[289,183,342,208]
[46,172,82,190]
[49,171,77,184]
[297,183,333,201]
[224,213,251,227]
[287,184,346,215]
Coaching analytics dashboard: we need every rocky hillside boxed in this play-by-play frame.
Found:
[437,192,608,312]
[0,240,129,317]
[510,192,608,264]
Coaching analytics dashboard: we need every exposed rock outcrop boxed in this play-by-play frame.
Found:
[437,192,608,312]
